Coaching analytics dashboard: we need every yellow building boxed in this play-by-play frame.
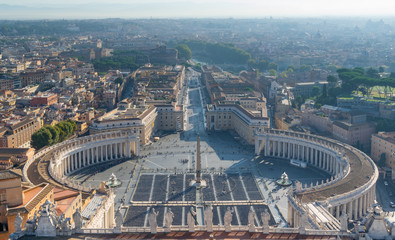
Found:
[1,180,54,240]
[90,105,157,145]
[206,104,269,144]
[0,116,42,148]
[371,132,395,175]
[90,104,184,145]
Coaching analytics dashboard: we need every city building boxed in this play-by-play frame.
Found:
[30,94,58,107]
[2,181,54,240]
[206,104,270,144]
[371,132,395,178]
[0,116,42,148]
[337,96,395,120]
[302,107,376,151]
[0,169,23,238]
[90,104,184,144]
[332,111,376,151]
[20,71,50,87]
[0,148,35,165]
[290,81,328,97]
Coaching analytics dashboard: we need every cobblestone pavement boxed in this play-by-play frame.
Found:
[31,70,330,227]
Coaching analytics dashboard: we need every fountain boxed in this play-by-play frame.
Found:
[105,173,122,187]
[275,172,292,186]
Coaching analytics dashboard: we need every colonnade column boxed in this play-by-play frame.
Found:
[264,138,268,156]
[71,155,74,172]
[79,151,82,168]
[105,144,108,160]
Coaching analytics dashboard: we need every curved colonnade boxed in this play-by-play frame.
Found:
[255,128,378,224]
[24,131,139,192]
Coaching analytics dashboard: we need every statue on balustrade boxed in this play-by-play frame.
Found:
[204,205,213,232]
[340,213,348,231]
[187,207,197,232]
[14,213,23,233]
[73,208,82,231]
[248,209,256,232]
[25,212,37,234]
[164,208,174,232]
[61,217,72,235]
[224,207,234,232]
[149,208,159,234]
[261,209,270,234]
[114,209,123,233]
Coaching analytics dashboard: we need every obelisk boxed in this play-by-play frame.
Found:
[196,135,201,184]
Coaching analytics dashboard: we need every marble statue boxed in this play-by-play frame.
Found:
[164,208,174,232]
[14,213,23,233]
[204,205,213,232]
[36,201,57,237]
[114,209,123,233]
[73,208,82,230]
[300,212,308,230]
[248,209,256,232]
[187,207,197,232]
[25,213,36,234]
[340,213,348,231]
[61,217,71,233]
[224,207,234,232]
[261,209,270,234]
[148,208,159,234]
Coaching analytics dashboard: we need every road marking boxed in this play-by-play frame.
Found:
[144,158,166,169]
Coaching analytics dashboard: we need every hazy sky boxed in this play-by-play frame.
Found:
[0,0,394,19]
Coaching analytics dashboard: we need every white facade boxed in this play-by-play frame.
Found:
[255,128,378,227]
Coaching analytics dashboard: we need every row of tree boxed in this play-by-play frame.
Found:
[337,67,395,97]
[31,119,77,149]
[175,44,192,60]
[180,39,251,65]
[93,50,147,72]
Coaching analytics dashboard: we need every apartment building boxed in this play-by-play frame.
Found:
[206,104,270,144]
[90,104,184,145]
[30,93,58,107]
[371,132,395,172]
[0,116,42,148]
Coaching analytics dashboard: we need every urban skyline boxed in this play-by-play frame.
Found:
[0,0,395,19]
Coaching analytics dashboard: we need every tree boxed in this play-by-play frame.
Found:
[366,68,380,78]
[44,126,59,145]
[378,153,386,167]
[294,96,305,110]
[327,75,337,83]
[268,62,278,71]
[390,61,395,73]
[379,66,385,73]
[257,60,268,71]
[322,84,328,98]
[31,128,52,149]
[115,77,123,85]
[176,44,192,60]
[280,71,288,78]
[269,69,277,77]
[67,119,77,133]
[311,86,321,97]
[56,122,72,141]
